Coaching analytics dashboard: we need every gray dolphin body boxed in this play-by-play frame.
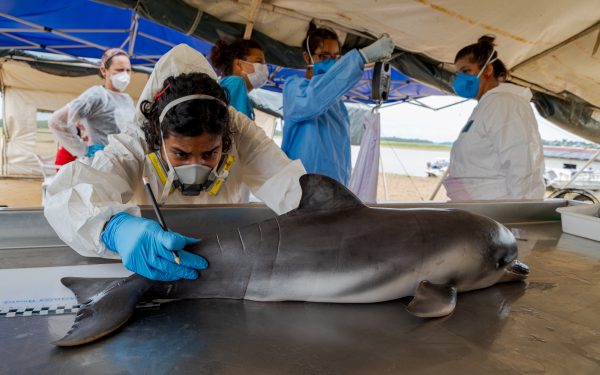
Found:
[55,174,529,346]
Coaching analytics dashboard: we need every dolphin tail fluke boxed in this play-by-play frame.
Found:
[406,280,457,318]
[60,277,123,305]
[54,275,152,347]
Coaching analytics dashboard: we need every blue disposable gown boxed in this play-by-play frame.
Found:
[220,76,255,120]
[282,49,365,185]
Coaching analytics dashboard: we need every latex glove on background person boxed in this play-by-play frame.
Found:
[360,35,395,63]
[102,212,208,281]
[85,143,105,157]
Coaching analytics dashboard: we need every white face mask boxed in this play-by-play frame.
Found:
[110,71,131,92]
[243,61,269,89]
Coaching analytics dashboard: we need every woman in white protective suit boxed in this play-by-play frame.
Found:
[443,35,545,200]
[49,48,135,158]
[44,44,306,281]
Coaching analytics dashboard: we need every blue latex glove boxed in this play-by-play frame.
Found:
[86,144,105,157]
[102,212,208,281]
[359,36,394,63]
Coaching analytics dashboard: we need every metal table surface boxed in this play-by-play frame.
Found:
[1,202,599,374]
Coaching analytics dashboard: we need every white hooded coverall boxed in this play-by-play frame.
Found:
[443,83,545,200]
[44,44,306,259]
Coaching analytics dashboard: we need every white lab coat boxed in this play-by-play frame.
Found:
[443,83,545,200]
[44,44,306,259]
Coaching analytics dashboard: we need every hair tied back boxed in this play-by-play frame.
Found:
[154,83,171,100]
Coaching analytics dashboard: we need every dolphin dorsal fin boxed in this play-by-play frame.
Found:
[297,174,366,212]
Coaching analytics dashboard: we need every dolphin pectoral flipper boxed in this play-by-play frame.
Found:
[54,275,152,347]
[406,280,457,318]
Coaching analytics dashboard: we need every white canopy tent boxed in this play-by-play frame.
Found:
[179,0,600,106]
[103,0,600,142]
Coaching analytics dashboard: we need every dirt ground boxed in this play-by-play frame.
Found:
[0,177,45,208]
[377,173,447,202]
[0,173,447,208]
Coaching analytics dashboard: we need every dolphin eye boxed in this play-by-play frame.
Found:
[496,258,507,269]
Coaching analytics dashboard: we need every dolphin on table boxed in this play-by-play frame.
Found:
[54,174,529,346]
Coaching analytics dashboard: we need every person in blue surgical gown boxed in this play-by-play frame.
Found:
[282,24,394,186]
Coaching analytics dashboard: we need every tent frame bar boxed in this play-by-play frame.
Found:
[0,28,129,33]
[0,12,158,67]
[128,11,140,55]
[0,32,85,61]
[136,31,175,47]
[0,12,108,51]
[406,98,470,111]
[0,51,153,75]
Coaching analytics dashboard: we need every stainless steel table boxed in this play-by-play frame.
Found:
[1,202,599,374]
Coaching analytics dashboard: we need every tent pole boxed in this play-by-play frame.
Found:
[119,36,130,50]
[0,28,128,33]
[128,11,140,56]
[379,152,388,201]
[137,32,176,47]
[244,0,263,39]
[0,81,6,176]
[429,169,449,201]
[561,150,600,189]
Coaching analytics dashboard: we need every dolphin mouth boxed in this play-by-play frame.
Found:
[501,259,530,282]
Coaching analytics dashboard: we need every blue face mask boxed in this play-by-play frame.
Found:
[453,72,480,99]
[453,49,497,99]
[313,58,336,75]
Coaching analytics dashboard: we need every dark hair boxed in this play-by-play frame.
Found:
[454,35,508,80]
[210,38,264,76]
[301,22,340,55]
[140,72,233,153]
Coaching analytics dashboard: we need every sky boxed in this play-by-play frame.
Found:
[378,95,591,144]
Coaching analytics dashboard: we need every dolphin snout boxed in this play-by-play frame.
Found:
[500,259,529,283]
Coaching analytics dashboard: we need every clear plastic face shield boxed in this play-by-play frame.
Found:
[147,94,235,203]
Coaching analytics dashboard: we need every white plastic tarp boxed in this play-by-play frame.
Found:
[184,0,600,108]
[349,111,381,204]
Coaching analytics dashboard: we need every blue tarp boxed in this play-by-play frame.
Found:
[0,0,444,104]
[0,0,211,66]
[264,65,443,104]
